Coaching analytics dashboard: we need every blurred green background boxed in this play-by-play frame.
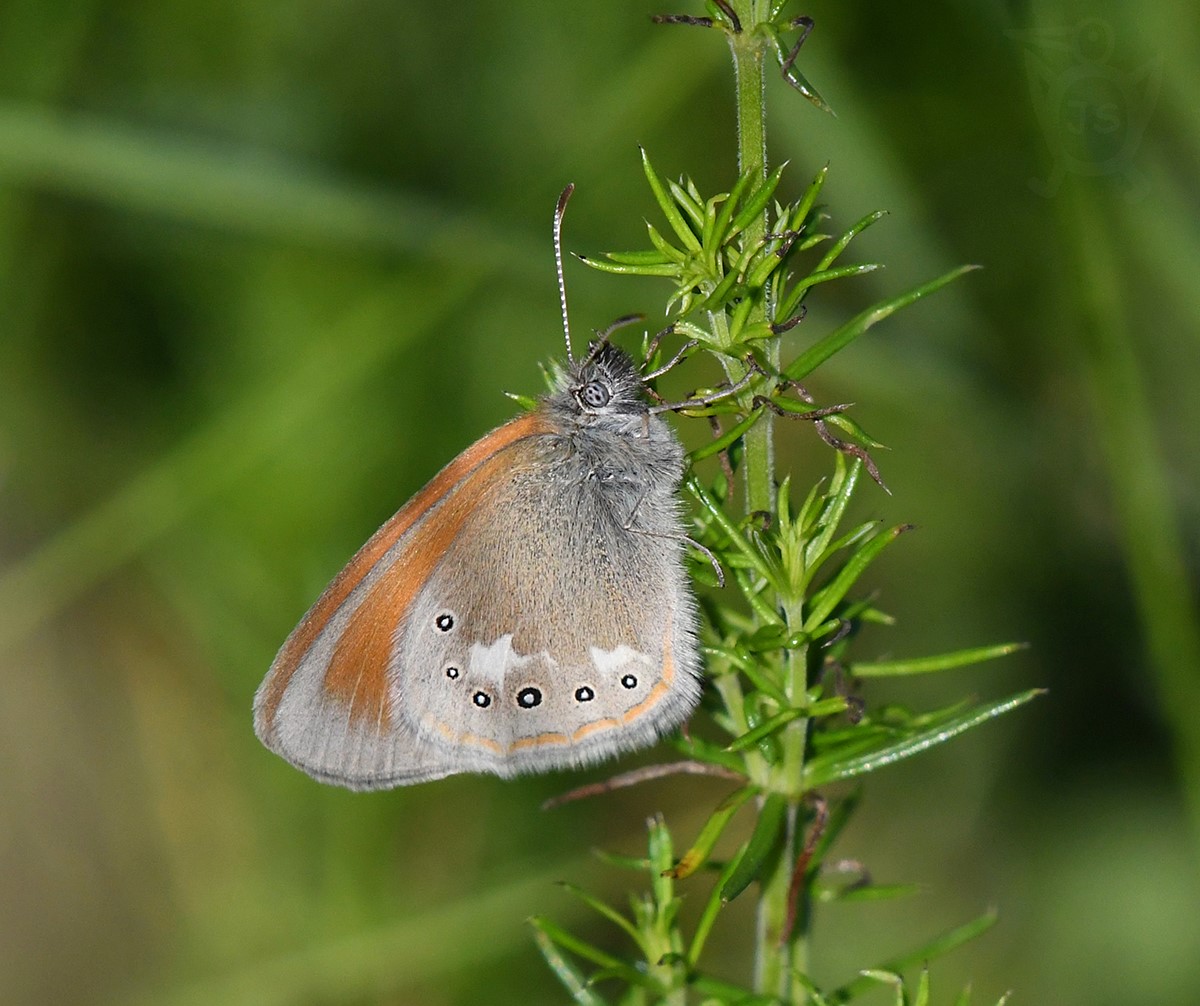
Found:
[2,0,1198,1003]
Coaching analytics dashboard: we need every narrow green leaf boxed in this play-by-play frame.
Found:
[731,161,788,234]
[645,222,687,262]
[687,843,748,966]
[641,146,702,252]
[691,263,742,315]
[710,170,755,250]
[720,793,789,903]
[558,883,644,950]
[813,520,885,567]
[850,643,1027,678]
[581,256,678,277]
[778,262,883,320]
[700,193,724,253]
[503,391,539,411]
[726,708,806,753]
[602,249,677,266]
[702,645,789,705]
[822,410,887,449]
[805,689,1045,787]
[742,623,811,653]
[806,697,852,718]
[797,231,832,251]
[744,251,788,293]
[591,848,650,872]
[727,293,757,343]
[686,477,785,593]
[530,917,653,989]
[792,164,829,230]
[802,455,861,564]
[689,974,767,1001]
[668,177,706,230]
[827,910,999,1005]
[807,728,891,764]
[914,968,931,1006]
[689,407,764,462]
[803,524,912,630]
[666,787,755,879]
[532,925,611,1006]
[815,210,888,272]
[785,265,979,381]
[749,394,848,419]
[647,815,677,906]
[773,37,834,114]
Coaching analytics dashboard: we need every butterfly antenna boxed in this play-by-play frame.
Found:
[555,183,575,363]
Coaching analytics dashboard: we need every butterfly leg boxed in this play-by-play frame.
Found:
[753,394,889,492]
[620,486,726,588]
[648,365,757,415]
[642,337,699,382]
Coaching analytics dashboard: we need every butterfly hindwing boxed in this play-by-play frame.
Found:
[393,431,700,776]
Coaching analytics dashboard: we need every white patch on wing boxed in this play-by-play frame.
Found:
[467,635,544,684]
[589,643,652,678]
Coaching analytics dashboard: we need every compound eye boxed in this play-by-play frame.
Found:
[580,380,610,408]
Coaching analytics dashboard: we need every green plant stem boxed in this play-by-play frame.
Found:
[727,4,809,1000]
[727,5,774,517]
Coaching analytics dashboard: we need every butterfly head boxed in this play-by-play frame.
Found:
[564,341,647,419]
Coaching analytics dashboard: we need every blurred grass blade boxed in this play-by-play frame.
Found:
[0,101,545,270]
[122,861,587,1006]
[0,275,482,654]
[805,690,1044,787]
[849,643,1027,678]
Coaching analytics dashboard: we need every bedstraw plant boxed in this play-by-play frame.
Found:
[529,3,1036,1004]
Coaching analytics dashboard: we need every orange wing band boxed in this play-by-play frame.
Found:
[257,410,551,733]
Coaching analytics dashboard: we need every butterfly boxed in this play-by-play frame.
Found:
[253,186,707,789]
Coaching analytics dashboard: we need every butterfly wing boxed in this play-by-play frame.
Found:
[254,409,701,789]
